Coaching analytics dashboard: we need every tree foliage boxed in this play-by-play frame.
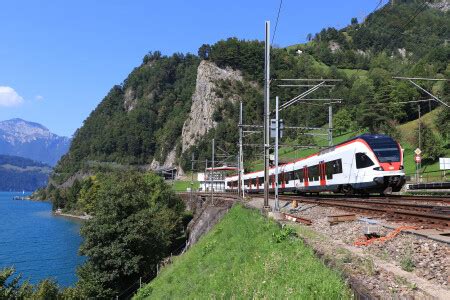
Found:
[75,171,186,298]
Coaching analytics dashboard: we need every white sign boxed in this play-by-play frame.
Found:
[439,158,450,170]
[414,148,422,155]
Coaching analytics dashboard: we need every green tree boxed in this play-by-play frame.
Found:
[76,171,185,298]
[334,108,357,135]
[33,279,60,300]
[0,267,62,299]
[418,124,445,163]
[198,44,211,60]
[435,108,450,144]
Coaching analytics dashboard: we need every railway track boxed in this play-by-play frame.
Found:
[178,192,449,227]
[275,195,450,228]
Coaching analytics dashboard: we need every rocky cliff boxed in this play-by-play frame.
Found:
[181,61,243,153]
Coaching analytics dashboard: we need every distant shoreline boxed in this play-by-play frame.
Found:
[53,209,92,221]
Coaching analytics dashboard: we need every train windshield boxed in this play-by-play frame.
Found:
[362,136,401,163]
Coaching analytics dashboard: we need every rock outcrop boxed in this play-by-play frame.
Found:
[181,60,243,153]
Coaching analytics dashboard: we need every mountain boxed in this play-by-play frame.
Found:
[0,154,52,191]
[0,118,71,166]
[49,0,448,194]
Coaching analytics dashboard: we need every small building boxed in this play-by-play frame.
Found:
[198,166,238,192]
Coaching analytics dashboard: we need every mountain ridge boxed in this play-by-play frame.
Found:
[0,118,71,166]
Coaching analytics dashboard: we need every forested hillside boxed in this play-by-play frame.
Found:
[51,0,448,195]
[0,155,51,191]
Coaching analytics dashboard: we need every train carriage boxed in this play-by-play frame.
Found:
[225,134,406,195]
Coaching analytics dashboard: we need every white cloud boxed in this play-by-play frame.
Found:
[35,95,44,101]
[0,86,24,107]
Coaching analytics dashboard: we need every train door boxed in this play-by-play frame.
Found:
[256,177,259,190]
[281,172,286,189]
[303,166,309,187]
[271,174,275,189]
[319,161,326,186]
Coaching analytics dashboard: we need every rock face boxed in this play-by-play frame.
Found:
[123,87,137,112]
[181,60,243,153]
[428,0,449,12]
[0,118,71,166]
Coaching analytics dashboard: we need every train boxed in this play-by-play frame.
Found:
[225,134,406,195]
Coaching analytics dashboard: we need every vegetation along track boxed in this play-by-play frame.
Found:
[276,194,450,228]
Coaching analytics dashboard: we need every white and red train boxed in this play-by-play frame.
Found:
[225,134,406,195]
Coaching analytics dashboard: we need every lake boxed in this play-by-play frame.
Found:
[0,191,85,287]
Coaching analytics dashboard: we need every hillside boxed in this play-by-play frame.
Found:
[0,118,71,166]
[46,0,448,208]
[0,155,51,191]
[134,204,351,299]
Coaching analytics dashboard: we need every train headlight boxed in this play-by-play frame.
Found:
[373,166,384,171]
[399,165,404,170]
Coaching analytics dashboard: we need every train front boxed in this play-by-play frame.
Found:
[362,135,406,194]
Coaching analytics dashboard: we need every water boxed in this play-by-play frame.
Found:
[0,191,85,287]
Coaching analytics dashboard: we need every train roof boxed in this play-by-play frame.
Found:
[318,134,398,154]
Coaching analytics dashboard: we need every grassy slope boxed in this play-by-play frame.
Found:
[171,180,200,192]
[135,205,351,299]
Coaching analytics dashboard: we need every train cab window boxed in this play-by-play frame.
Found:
[356,153,375,169]
[333,159,343,174]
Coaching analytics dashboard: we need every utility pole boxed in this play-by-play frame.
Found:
[274,96,280,211]
[418,104,421,150]
[328,104,333,146]
[238,100,244,198]
[190,153,194,202]
[205,158,208,192]
[263,20,271,210]
[211,139,215,205]
[418,104,422,181]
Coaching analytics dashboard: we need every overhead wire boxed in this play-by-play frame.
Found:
[271,0,283,46]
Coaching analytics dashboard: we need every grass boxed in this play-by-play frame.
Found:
[134,205,351,299]
[171,180,200,192]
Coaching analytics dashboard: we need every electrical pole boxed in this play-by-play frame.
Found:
[263,20,271,210]
[418,104,421,150]
[190,153,194,202]
[274,96,280,211]
[418,104,421,182]
[205,158,208,192]
[211,138,214,205]
[328,104,333,146]
[239,100,244,198]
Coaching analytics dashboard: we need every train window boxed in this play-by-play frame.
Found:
[356,153,374,169]
[308,165,319,181]
[259,177,264,184]
[295,169,303,182]
[325,162,333,179]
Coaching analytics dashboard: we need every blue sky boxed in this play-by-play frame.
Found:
[0,0,383,137]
